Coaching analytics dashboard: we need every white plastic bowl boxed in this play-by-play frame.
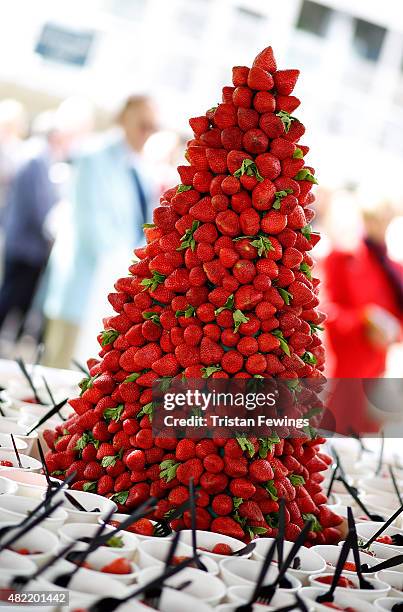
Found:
[374,597,403,611]
[137,538,218,574]
[0,475,18,495]
[300,586,378,611]
[56,488,117,524]
[0,469,63,499]
[219,557,301,591]
[309,572,390,602]
[0,449,42,472]
[42,558,129,598]
[100,513,167,542]
[227,584,300,607]
[356,522,403,554]
[59,522,138,560]
[0,522,59,567]
[376,569,403,598]
[137,565,226,605]
[0,494,68,532]
[178,529,250,560]
[0,433,27,452]
[312,544,380,575]
[253,537,326,585]
[66,547,139,585]
[0,548,36,575]
[0,419,38,453]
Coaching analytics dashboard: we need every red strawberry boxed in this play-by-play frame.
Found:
[213,103,237,129]
[249,459,274,482]
[242,129,269,155]
[232,86,253,108]
[176,458,203,485]
[200,337,224,365]
[274,69,299,95]
[260,113,285,138]
[189,116,209,135]
[276,95,300,113]
[205,149,228,174]
[232,66,249,86]
[253,46,277,72]
[212,494,233,516]
[211,517,244,540]
[237,107,259,131]
[239,501,264,522]
[261,210,287,234]
[252,179,276,210]
[253,91,275,113]
[221,126,243,151]
[248,66,274,91]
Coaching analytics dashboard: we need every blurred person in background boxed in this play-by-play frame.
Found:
[0,99,27,213]
[323,193,403,435]
[43,95,158,368]
[325,195,402,378]
[0,108,74,343]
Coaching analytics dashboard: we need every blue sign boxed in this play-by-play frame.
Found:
[35,23,95,67]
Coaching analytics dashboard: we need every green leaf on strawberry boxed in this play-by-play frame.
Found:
[106,535,124,548]
[308,322,324,334]
[74,431,100,454]
[215,294,234,314]
[294,168,318,184]
[78,374,98,396]
[177,221,200,252]
[111,490,129,504]
[104,404,124,422]
[233,510,246,526]
[137,402,154,422]
[233,309,249,333]
[236,435,256,458]
[301,224,312,240]
[101,454,120,468]
[140,271,166,292]
[100,329,119,347]
[177,184,192,193]
[303,513,322,532]
[123,372,141,383]
[143,311,161,325]
[271,329,290,356]
[272,189,292,210]
[201,365,222,378]
[289,474,306,486]
[175,305,195,318]
[233,497,243,510]
[304,407,322,420]
[278,287,292,305]
[159,459,179,482]
[159,377,172,392]
[250,235,274,257]
[83,481,97,492]
[299,262,312,280]
[293,147,304,159]
[51,470,65,476]
[233,158,264,182]
[276,110,297,133]
[265,480,278,501]
[143,223,156,228]
[265,512,279,528]
[246,525,268,539]
[302,351,317,365]
[258,434,280,458]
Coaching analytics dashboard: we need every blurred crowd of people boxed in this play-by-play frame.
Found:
[0,94,164,367]
[0,94,401,382]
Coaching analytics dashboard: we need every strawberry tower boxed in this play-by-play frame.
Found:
[45,46,342,544]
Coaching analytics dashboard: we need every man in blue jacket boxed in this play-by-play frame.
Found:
[43,95,158,368]
[0,119,68,340]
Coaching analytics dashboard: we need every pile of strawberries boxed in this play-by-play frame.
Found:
[45,46,342,544]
